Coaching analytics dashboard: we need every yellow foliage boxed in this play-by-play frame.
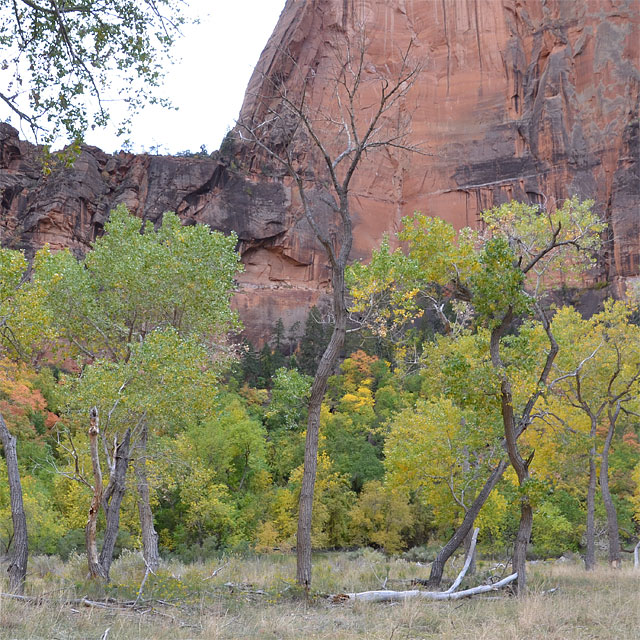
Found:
[0,469,65,554]
[255,520,285,553]
[349,481,413,553]
[476,489,509,542]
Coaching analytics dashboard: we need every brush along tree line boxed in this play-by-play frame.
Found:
[1,199,639,598]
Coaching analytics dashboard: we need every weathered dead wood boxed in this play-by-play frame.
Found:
[134,552,157,605]
[0,592,132,608]
[202,561,229,581]
[634,540,640,569]
[0,592,37,602]
[86,407,106,580]
[223,582,267,595]
[333,527,517,603]
[336,573,518,603]
[444,527,479,594]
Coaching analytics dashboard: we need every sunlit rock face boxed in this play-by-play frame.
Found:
[1,0,638,343]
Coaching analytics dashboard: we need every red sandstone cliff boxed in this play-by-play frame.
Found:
[1,0,638,341]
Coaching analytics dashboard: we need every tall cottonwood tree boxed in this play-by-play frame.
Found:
[350,198,604,593]
[41,206,240,577]
[237,29,423,588]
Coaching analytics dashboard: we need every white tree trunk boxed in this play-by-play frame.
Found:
[86,407,106,580]
[343,573,517,602]
[445,527,479,593]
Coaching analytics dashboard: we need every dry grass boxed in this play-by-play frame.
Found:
[1,552,638,639]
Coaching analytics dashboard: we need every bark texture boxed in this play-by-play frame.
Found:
[0,412,28,594]
[135,423,159,571]
[99,428,131,579]
[585,418,597,571]
[296,266,348,589]
[600,414,621,567]
[86,407,106,580]
[490,308,539,595]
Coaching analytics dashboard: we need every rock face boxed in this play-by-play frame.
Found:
[1,0,638,342]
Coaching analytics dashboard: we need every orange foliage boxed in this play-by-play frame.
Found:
[622,430,640,452]
[339,350,379,391]
[45,411,60,429]
[0,358,53,437]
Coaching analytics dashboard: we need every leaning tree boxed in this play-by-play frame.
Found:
[350,198,604,593]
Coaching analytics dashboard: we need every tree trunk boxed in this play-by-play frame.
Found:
[0,413,28,594]
[135,423,159,571]
[585,417,597,571]
[599,416,621,567]
[99,428,131,579]
[296,267,348,589]
[427,459,507,587]
[490,310,532,595]
[86,407,106,580]
[512,494,533,593]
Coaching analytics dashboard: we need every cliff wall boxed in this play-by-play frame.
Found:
[1,0,638,342]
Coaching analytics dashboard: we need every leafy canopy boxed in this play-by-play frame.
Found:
[39,204,241,364]
[0,0,188,143]
[349,197,604,334]
[0,246,57,361]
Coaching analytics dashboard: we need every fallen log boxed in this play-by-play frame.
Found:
[335,573,518,603]
[331,527,519,603]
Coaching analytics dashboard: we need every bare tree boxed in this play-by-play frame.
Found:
[0,413,28,594]
[237,28,423,589]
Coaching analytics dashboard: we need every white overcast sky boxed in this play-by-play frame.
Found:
[82,0,285,155]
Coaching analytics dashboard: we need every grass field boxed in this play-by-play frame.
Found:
[1,551,639,639]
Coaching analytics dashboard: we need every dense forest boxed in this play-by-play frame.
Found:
[1,200,638,595]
